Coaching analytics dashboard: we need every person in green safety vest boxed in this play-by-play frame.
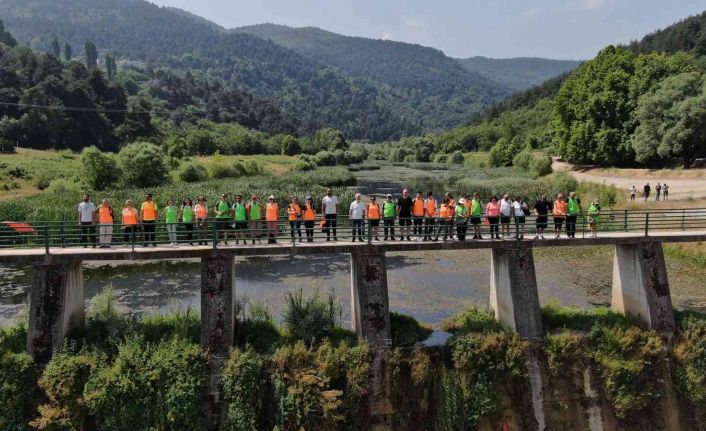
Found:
[588,199,601,238]
[180,198,194,246]
[247,194,263,245]
[165,199,179,246]
[455,198,468,241]
[214,193,232,245]
[470,192,483,239]
[566,191,582,238]
[382,194,396,241]
[232,194,248,245]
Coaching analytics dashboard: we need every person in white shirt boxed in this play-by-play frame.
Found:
[663,183,669,200]
[499,194,512,239]
[629,185,636,202]
[349,193,366,242]
[78,193,97,248]
[512,196,528,239]
[322,188,339,241]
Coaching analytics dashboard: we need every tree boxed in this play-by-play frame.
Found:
[64,42,72,60]
[488,136,525,167]
[632,72,706,168]
[449,150,465,164]
[0,19,16,47]
[80,146,121,190]
[51,38,61,57]
[115,97,154,143]
[553,46,692,166]
[105,54,114,79]
[314,128,347,152]
[279,135,301,156]
[118,142,168,188]
[84,41,98,69]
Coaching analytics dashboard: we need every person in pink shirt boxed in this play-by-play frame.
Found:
[486,196,501,239]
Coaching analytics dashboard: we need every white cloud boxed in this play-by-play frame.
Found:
[565,0,609,11]
[403,16,426,32]
[381,30,392,40]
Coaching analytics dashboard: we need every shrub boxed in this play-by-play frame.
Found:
[313,150,336,167]
[440,306,501,335]
[0,137,15,153]
[541,302,638,332]
[34,172,52,190]
[32,352,97,430]
[433,152,449,163]
[83,337,208,430]
[0,351,39,431]
[271,340,369,430]
[530,155,553,177]
[314,128,348,151]
[80,146,121,191]
[294,157,317,171]
[545,332,587,378]
[281,289,341,344]
[673,316,706,420]
[449,150,465,164]
[390,312,433,346]
[488,137,524,167]
[47,178,81,194]
[512,147,534,169]
[177,161,208,183]
[223,348,268,430]
[588,324,663,421]
[118,142,168,188]
[207,158,238,179]
[237,301,282,353]
[551,171,579,194]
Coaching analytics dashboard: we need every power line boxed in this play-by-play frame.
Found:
[0,101,173,115]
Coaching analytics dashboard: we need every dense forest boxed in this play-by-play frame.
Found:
[455,56,580,92]
[427,9,706,169]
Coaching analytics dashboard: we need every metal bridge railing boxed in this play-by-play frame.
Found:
[2,208,706,253]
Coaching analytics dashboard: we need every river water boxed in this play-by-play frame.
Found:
[0,167,698,327]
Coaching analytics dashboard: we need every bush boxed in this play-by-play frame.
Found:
[0,351,39,431]
[488,137,524,167]
[449,150,465,164]
[530,155,553,177]
[80,146,121,191]
[271,340,369,430]
[433,153,449,163]
[294,157,317,171]
[314,128,348,151]
[223,348,268,431]
[237,301,282,353]
[281,289,341,344]
[589,324,663,421]
[390,312,433,346]
[118,142,168,188]
[440,306,501,334]
[313,150,336,167]
[34,172,52,190]
[207,158,238,179]
[47,178,82,194]
[32,352,97,430]
[177,161,208,183]
[551,171,579,195]
[512,147,534,169]
[83,337,208,430]
[673,316,706,420]
[545,332,587,378]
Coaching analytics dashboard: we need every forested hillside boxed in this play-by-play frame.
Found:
[0,0,420,140]
[629,10,706,55]
[456,56,581,91]
[428,9,706,169]
[234,24,509,130]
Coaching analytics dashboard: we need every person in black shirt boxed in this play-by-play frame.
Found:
[397,188,413,241]
[533,194,552,240]
[643,183,651,202]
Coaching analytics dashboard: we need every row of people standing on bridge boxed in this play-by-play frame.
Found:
[77,189,600,248]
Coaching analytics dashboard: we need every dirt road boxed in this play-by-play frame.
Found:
[552,160,706,201]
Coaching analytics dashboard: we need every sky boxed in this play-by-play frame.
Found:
[149,0,706,60]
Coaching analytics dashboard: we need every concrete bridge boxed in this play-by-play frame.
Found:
[1,229,703,363]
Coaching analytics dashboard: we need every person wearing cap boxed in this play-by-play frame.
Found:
[194,196,209,245]
[140,193,158,246]
[455,197,468,241]
[288,196,303,242]
[424,191,437,241]
[367,195,381,241]
[382,194,396,240]
[247,194,262,244]
[265,195,279,244]
[214,193,232,245]
[322,187,339,241]
[303,196,317,242]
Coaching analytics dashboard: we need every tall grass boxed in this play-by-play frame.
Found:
[0,167,356,221]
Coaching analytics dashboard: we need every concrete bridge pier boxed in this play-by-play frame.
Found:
[489,246,543,339]
[350,249,393,428]
[611,241,676,331]
[200,253,237,430]
[27,259,85,364]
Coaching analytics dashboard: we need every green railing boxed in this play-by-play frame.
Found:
[1,208,706,253]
